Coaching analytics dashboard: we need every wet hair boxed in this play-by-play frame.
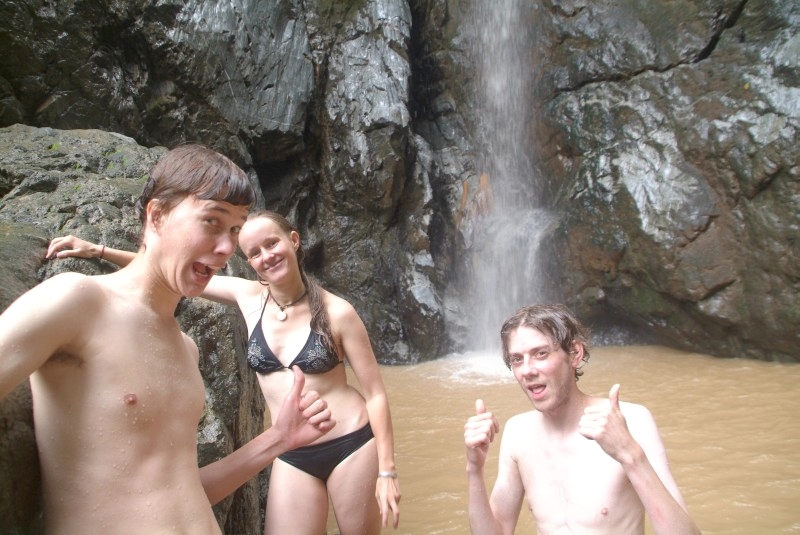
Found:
[134,144,255,225]
[500,303,591,380]
[247,210,338,360]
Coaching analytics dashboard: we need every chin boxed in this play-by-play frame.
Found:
[182,279,209,298]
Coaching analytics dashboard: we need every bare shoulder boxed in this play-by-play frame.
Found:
[619,400,655,424]
[0,273,98,342]
[504,410,541,437]
[499,411,540,459]
[42,270,100,290]
[225,275,263,295]
[507,410,538,425]
[323,289,360,321]
[20,271,106,314]
[618,401,663,450]
[0,272,107,393]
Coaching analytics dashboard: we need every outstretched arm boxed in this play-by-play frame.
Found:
[47,235,135,267]
[199,366,335,505]
[579,384,700,535]
[47,235,249,306]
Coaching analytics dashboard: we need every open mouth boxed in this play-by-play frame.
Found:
[529,384,546,398]
[193,262,214,280]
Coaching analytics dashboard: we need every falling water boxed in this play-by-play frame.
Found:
[463,1,557,349]
[471,1,535,208]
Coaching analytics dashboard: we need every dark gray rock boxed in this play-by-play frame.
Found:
[535,0,799,361]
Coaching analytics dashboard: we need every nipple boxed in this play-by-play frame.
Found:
[123,393,138,405]
[601,507,608,516]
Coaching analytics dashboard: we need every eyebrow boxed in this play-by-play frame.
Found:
[510,343,552,356]
[202,202,248,222]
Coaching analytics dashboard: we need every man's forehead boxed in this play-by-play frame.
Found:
[508,325,553,349]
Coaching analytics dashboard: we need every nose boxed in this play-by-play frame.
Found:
[520,355,539,376]
[215,234,237,257]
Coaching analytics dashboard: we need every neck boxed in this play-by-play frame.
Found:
[539,388,590,433]
[268,282,307,308]
[116,258,184,318]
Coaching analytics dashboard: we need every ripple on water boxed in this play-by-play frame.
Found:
[422,350,513,386]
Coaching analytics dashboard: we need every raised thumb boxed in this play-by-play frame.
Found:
[609,383,621,409]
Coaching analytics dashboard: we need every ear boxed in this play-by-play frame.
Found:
[568,341,585,367]
[145,198,165,233]
[290,230,301,250]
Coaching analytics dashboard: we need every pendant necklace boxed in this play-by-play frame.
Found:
[268,288,307,321]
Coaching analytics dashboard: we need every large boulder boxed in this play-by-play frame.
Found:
[534,0,800,360]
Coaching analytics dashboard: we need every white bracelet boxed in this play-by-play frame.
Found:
[378,470,397,478]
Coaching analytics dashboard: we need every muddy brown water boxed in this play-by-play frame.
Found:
[317,345,800,534]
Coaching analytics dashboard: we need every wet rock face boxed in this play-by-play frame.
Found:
[534,0,799,361]
[0,125,265,534]
[0,0,796,366]
[0,0,313,165]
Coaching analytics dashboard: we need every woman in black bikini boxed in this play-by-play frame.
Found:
[47,211,401,534]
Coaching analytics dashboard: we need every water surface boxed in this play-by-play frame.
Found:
[328,346,800,534]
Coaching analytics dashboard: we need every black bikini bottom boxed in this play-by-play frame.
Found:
[277,422,374,482]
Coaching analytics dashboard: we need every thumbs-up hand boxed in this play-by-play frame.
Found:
[465,399,500,468]
[578,384,634,462]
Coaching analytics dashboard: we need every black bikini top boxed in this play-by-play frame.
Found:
[246,298,342,375]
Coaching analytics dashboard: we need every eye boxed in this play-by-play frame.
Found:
[535,349,549,359]
[509,355,524,367]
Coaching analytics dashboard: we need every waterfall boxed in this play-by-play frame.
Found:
[462,0,558,351]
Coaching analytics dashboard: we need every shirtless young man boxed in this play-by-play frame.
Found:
[0,145,334,534]
[464,304,700,535]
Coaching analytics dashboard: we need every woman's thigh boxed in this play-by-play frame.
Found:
[264,459,329,535]
[327,438,381,535]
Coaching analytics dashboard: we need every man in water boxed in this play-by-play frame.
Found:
[464,304,699,535]
[0,145,335,534]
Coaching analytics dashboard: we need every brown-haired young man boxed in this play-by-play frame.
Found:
[464,304,699,535]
